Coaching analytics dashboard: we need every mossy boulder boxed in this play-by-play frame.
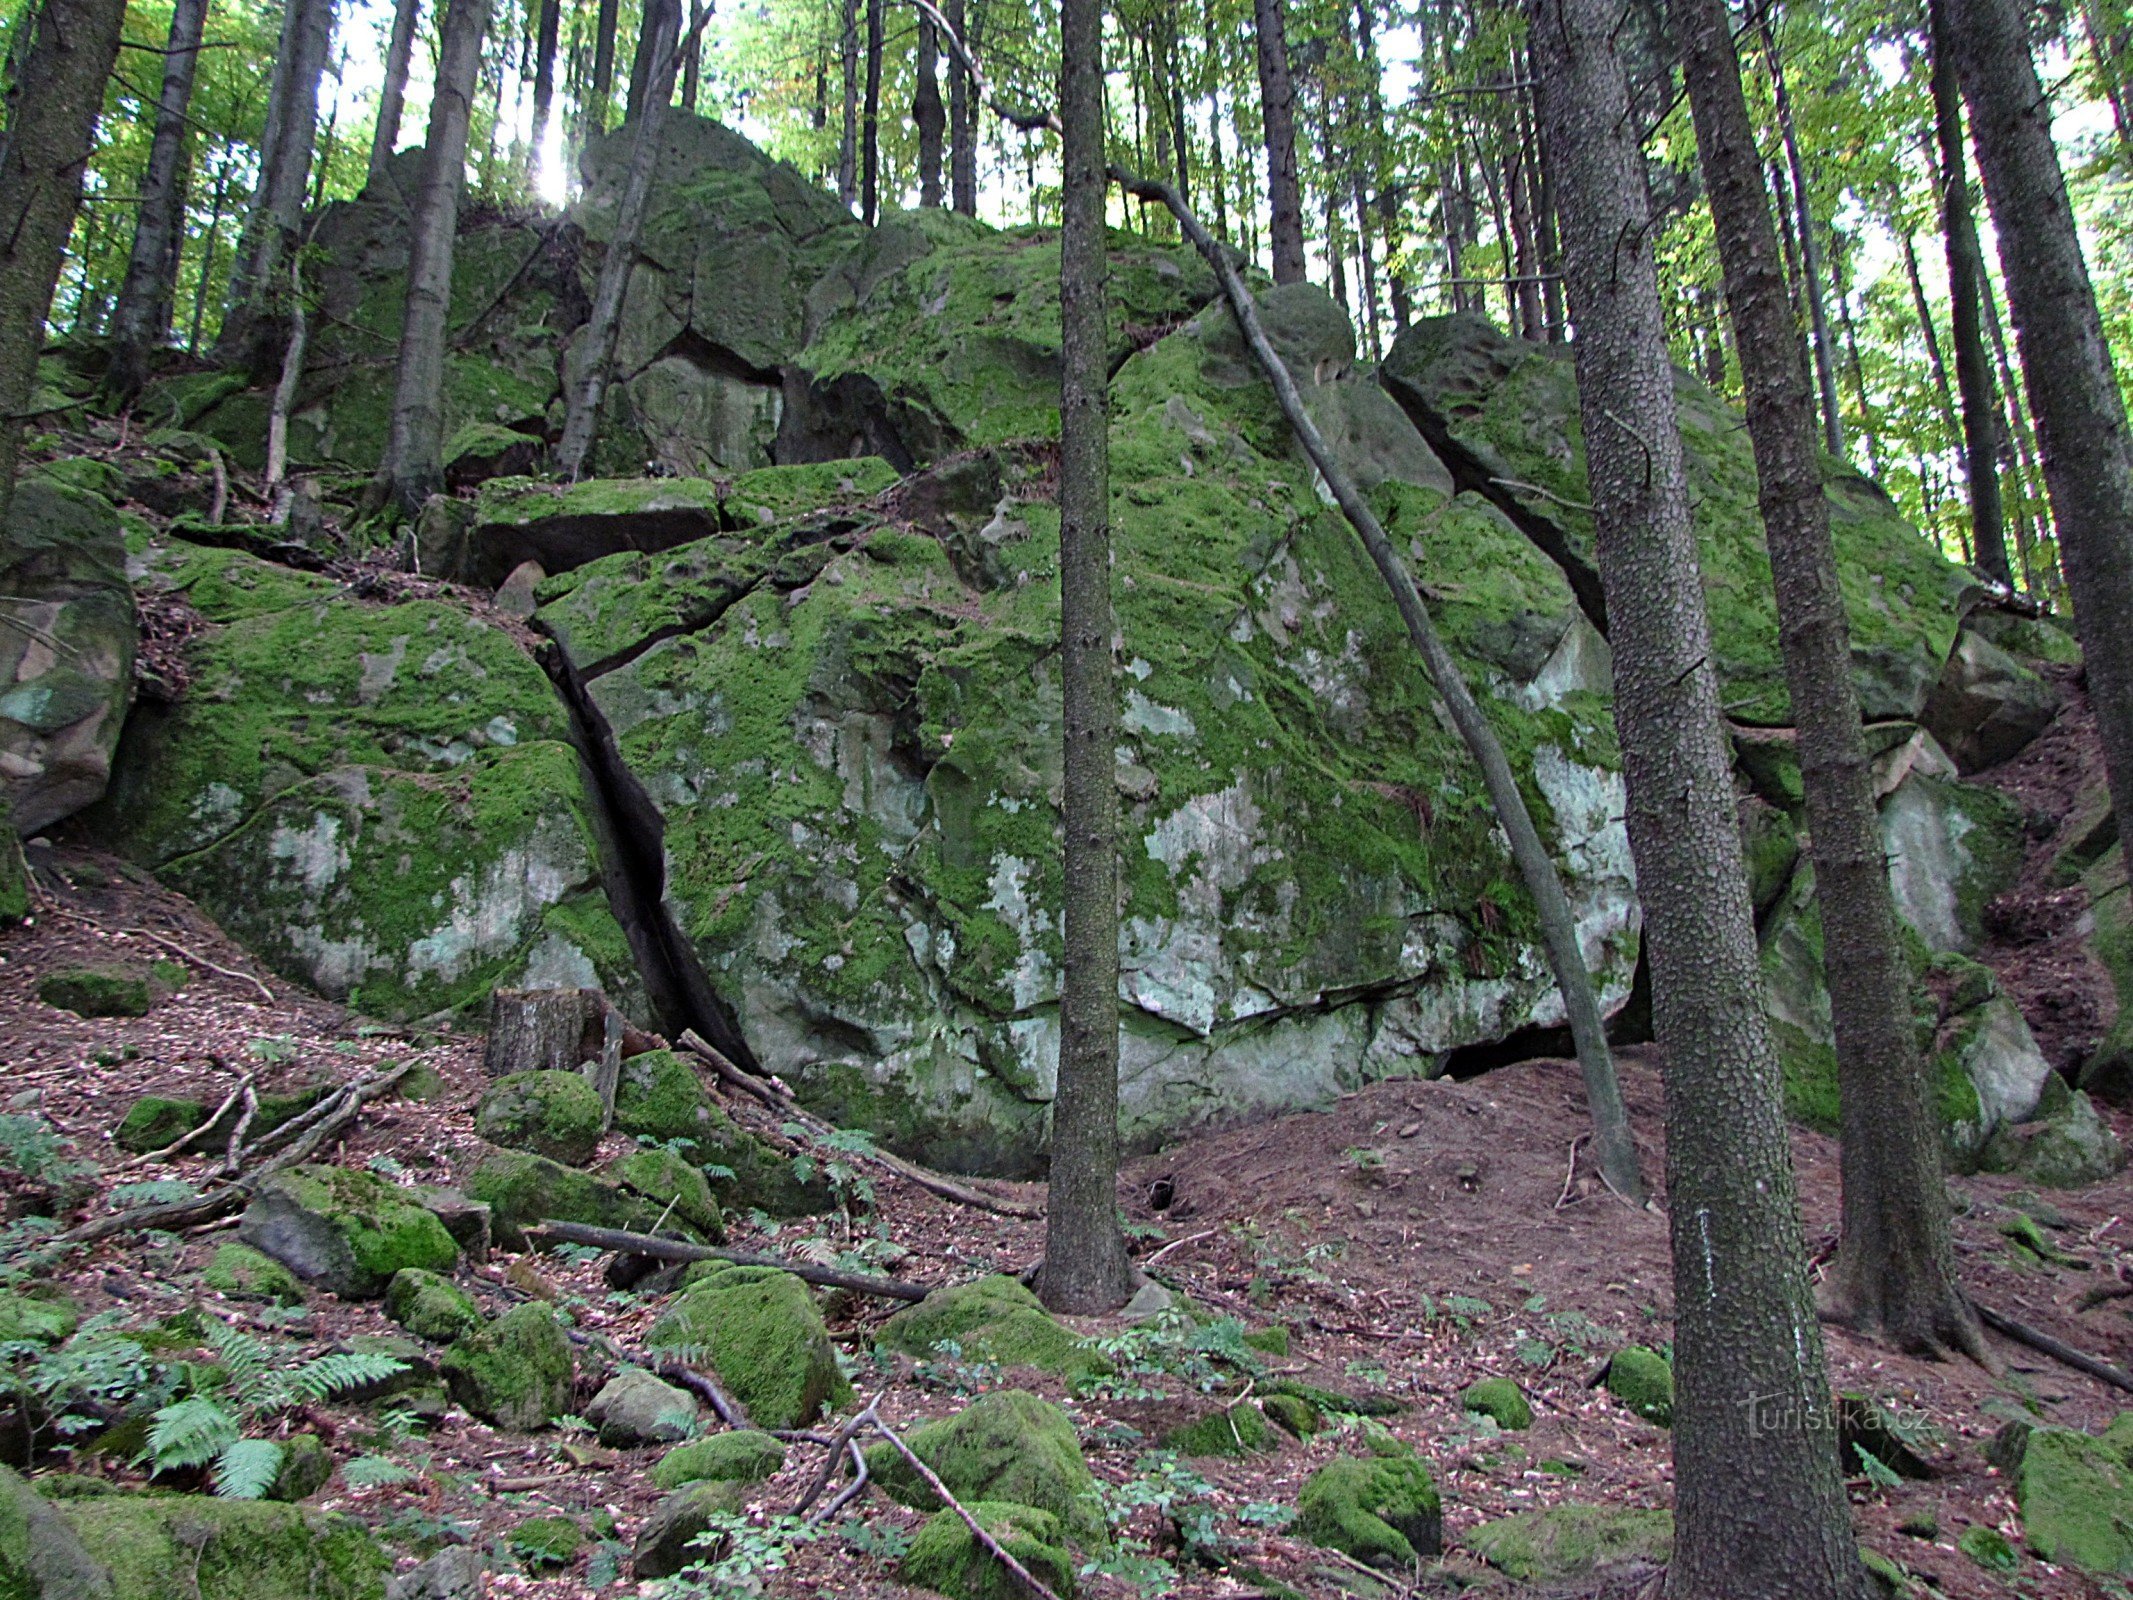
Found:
[2010,1419,2133,1574]
[1460,1377,1532,1431]
[439,1302,575,1430]
[631,1479,749,1580]
[1465,1504,1674,1581]
[475,1071,607,1165]
[646,1264,849,1429]
[603,1146,724,1239]
[0,1291,77,1346]
[463,1147,673,1245]
[1260,1392,1321,1438]
[266,1433,332,1502]
[651,1429,786,1490]
[508,1514,585,1571]
[610,1051,830,1216]
[1981,1084,2128,1188]
[238,1164,460,1298]
[584,1367,699,1446]
[1296,1453,1444,1567]
[51,1490,389,1600]
[865,1389,1105,1549]
[1604,1347,1674,1427]
[0,1462,112,1598]
[874,1275,1101,1378]
[1162,1401,1274,1458]
[115,1084,331,1156]
[38,967,151,1018]
[384,1269,483,1343]
[900,1500,1078,1600]
[202,1244,306,1307]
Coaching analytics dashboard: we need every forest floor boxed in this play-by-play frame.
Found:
[2,834,2128,1600]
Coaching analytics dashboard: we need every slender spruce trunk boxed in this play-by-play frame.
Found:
[590,0,619,135]
[682,0,707,109]
[530,0,562,163]
[839,0,860,205]
[1947,0,2133,864]
[1253,0,1304,283]
[915,10,945,205]
[371,0,422,182]
[188,142,236,353]
[1530,0,1873,1590]
[1674,0,1986,1364]
[862,0,883,221]
[628,0,679,121]
[1896,214,1962,444]
[105,0,210,404]
[1929,0,2013,589]
[948,0,975,211]
[0,0,128,515]
[1041,0,1132,1316]
[378,0,491,520]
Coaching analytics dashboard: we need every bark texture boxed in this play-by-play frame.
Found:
[0,0,129,513]
[530,0,562,169]
[1252,0,1304,284]
[838,0,859,205]
[105,0,209,403]
[915,11,945,206]
[369,0,423,181]
[1947,0,2133,903]
[1675,0,1985,1363]
[1530,0,1872,1591]
[862,0,884,222]
[948,0,975,212]
[1039,0,1131,1315]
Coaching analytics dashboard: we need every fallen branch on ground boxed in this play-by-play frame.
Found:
[678,1031,1043,1220]
[528,1220,935,1302]
[41,908,276,1003]
[658,1362,752,1429]
[870,1415,1065,1600]
[1977,1302,2133,1396]
[792,1393,883,1518]
[116,1074,253,1169]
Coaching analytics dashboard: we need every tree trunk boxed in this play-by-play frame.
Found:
[530,0,562,165]
[862,0,884,221]
[187,141,235,353]
[558,2,693,480]
[370,0,424,182]
[1355,0,1407,330]
[1530,0,1873,1591]
[1979,268,2049,593]
[947,0,975,211]
[216,0,334,370]
[1506,137,1542,338]
[1253,0,1304,284]
[590,0,620,135]
[682,0,707,110]
[1949,0,2133,852]
[104,0,209,404]
[839,0,860,205]
[379,0,491,520]
[0,0,129,514]
[1674,0,1986,1365]
[1041,0,1132,1317]
[915,10,945,206]
[1761,27,1844,458]
[1896,215,1962,444]
[628,0,679,122]
[1930,0,2014,589]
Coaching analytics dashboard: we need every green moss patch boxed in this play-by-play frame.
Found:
[475,1071,608,1165]
[39,967,151,1018]
[55,1492,390,1600]
[385,1269,484,1343]
[1163,1401,1274,1458]
[866,1389,1105,1549]
[239,1164,460,1298]
[1465,1504,1674,1581]
[651,1429,787,1490]
[440,1302,574,1431]
[1604,1348,1674,1427]
[1296,1454,1443,1567]
[647,1264,850,1429]
[901,1500,1079,1600]
[1460,1377,1532,1431]
[604,1146,724,1239]
[464,1148,673,1245]
[202,1244,306,1307]
[874,1275,1101,1378]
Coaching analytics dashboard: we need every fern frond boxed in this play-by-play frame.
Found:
[212,1436,284,1499]
[289,1350,408,1403]
[202,1318,271,1397]
[342,1453,417,1488]
[147,1395,240,1471]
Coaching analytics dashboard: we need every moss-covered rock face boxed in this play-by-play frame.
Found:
[544,287,1644,1173]
[1261,1392,1320,1438]
[39,967,151,1018]
[1603,1348,1674,1427]
[238,1164,461,1298]
[115,1084,331,1155]
[1465,1504,1674,1581]
[609,1052,831,1216]
[1296,1453,1443,1568]
[901,1500,1079,1600]
[463,1147,674,1244]
[1460,1377,1532,1431]
[1982,1085,2129,1188]
[0,479,137,834]
[384,1268,484,1342]
[602,1147,723,1239]
[1380,314,1972,726]
[439,1302,575,1430]
[866,1389,1105,1549]
[646,1264,850,1429]
[50,1490,390,1600]
[2011,1420,2133,1574]
[874,1275,1100,1378]
[475,1071,608,1165]
[202,1244,307,1307]
[87,541,635,1023]
[651,1429,787,1490]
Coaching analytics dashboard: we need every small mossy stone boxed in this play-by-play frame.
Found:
[1464,1504,1674,1581]
[1897,1509,1939,1540]
[2011,1424,2133,1573]
[238,1165,460,1298]
[584,1367,699,1446]
[509,1515,585,1571]
[267,1433,332,1502]
[204,1244,307,1306]
[1296,1454,1443,1568]
[1604,1347,1674,1427]
[865,1390,1106,1550]
[1262,1377,1404,1417]
[651,1429,787,1490]
[384,1269,483,1343]
[39,968,151,1018]
[1163,1402,1273,1458]
[901,1500,1078,1600]
[612,1052,832,1217]
[463,1148,671,1246]
[603,1146,724,1240]
[396,1064,448,1103]
[1958,1524,2020,1573]
[439,1302,574,1431]
[55,1492,389,1600]
[874,1275,1103,1378]
[632,1480,749,1580]
[475,1071,607,1165]
[1460,1378,1532,1432]
[1260,1393,1320,1438]
[1241,1324,1290,1357]
[611,1052,723,1145]
[113,1096,204,1154]
[0,1290,78,1345]
[647,1266,850,1429]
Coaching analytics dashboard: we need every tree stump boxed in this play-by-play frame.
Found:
[483,988,647,1133]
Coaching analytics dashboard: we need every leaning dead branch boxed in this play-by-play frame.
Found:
[1977,1302,2133,1396]
[792,1394,883,1519]
[528,1220,935,1302]
[870,1414,1066,1600]
[677,1030,1044,1220]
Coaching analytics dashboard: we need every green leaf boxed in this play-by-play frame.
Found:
[342,1453,417,1488]
[147,1395,241,1471]
[212,1436,285,1499]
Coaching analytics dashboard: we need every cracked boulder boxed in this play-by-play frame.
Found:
[87,540,637,1020]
